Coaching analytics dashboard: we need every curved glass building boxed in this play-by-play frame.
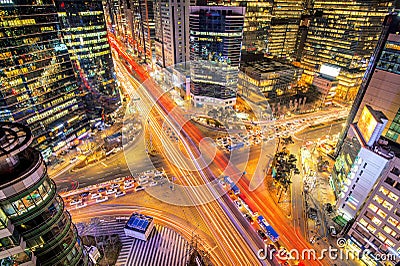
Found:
[0,122,87,266]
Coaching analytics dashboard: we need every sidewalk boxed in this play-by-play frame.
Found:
[49,103,130,178]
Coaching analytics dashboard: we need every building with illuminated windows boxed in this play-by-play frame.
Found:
[230,0,272,53]
[335,13,400,157]
[0,1,89,159]
[154,0,195,68]
[189,6,245,107]
[346,153,400,266]
[238,59,302,99]
[333,106,391,208]
[56,0,120,115]
[268,0,303,61]
[0,122,87,266]
[301,0,393,101]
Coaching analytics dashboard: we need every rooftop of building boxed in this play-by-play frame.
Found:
[367,105,388,124]
[125,213,153,233]
[240,59,300,77]
[314,74,338,82]
[352,123,400,160]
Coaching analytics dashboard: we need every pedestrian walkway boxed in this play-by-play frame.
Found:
[77,217,189,266]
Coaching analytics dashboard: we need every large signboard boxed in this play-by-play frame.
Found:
[320,64,341,78]
[357,106,378,145]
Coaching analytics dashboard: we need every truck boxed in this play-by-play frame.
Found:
[257,215,279,242]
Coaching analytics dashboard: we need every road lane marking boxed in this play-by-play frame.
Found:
[101,162,108,167]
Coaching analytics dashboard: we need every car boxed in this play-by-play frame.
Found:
[330,226,337,236]
[69,157,78,164]
[257,230,268,241]
[106,189,117,195]
[234,200,242,208]
[310,236,316,244]
[219,180,226,187]
[80,192,90,197]
[135,186,145,192]
[76,202,87,209]
[110,183,120,189]
[139,175,149,181]
[115,191,126,198]
[98,187,106,193]
[124,183,134,189]
[326,203,334,213]
[70,199,82,206]
[139,179,149,185]
[149,181,157,187]
[124,179,133,185]
[244,214,254,224]
[154,175,163,181]
[96,196,108,203]
[91,193,101,199]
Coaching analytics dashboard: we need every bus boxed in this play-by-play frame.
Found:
[257,215,279,242]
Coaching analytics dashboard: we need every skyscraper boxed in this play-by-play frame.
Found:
[301,0,393,101]
[0,1,89,159]
[230,0,272,53]
[189,6,245,107]
[154,0,195,68]
[0,122,87,266]
[335,13,400,156]
[56,0,120,115]
[268,0,303,60]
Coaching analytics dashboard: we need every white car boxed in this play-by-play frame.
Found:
[70,199,82,206]
[124,179,133,185]
[139,175,149,181]
[124,183,134,189]
[106,189,117,195]
[69,157,78,164]
[110,183,120,189]
[139,179,149,185]
[96,196,108,203]
[91,193,101,199]
[76,202,87,209]
[149,181,157,187]
[115,191,126,198]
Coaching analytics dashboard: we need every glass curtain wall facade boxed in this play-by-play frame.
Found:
[268,0,303,61]
[189,6,245,107]
[0,122,87,266]
[230,0,272,53]
[0,0,89,159]
[301,0,393,101]
[335,13,400,157]
[56,0,120,116]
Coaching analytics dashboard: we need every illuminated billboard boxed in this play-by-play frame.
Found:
[319,64,341,78]
[357,105,388,146]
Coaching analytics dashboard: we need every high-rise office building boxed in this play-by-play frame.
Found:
[346,153,400,266]
[154,0,194,68]
[0,1,89,159]
[56,0,120,115]
[0,122,87,266]
[140,0,156,63]
[230,0,272,53]
[331,105,400,266]
[301,0,393,101]
[189,6,245,107]
[335,13,400,157]
[268,0,303,61]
